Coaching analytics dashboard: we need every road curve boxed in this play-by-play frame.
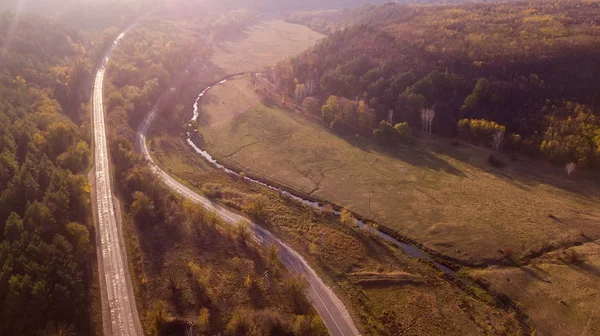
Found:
[92,30,143,336]
[137,98,360,336]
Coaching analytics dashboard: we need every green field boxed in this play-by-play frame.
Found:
[197,75,600,266]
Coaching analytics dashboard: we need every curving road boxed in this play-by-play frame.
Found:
[137,93,360,336]
[92,30,143,336]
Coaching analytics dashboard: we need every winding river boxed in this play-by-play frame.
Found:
[185,75,459,279]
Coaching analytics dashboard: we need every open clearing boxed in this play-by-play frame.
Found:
[194,19,324,86]
[197,75,600,266]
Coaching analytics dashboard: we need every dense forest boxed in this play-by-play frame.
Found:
[0,12,95,334]
[277,0,600,168]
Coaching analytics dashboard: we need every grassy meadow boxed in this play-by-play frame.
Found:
[196,75,600,266]
[193,19,324,87]
[470,241,600,336]
[187,74,600,335]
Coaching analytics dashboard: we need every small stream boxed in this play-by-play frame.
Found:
[185,76,459,279]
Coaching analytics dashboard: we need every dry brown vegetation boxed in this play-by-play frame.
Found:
[192,19,324,88]
[148,132,527,335]
[470,240,600,335]
[192,74,600,335]
[196,75,600,266]
[124,198,326,335]
[144,10,600,336]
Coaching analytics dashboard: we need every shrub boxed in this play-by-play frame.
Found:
[340,208,355,227]
[373,120,396,145]
[284,276,309,314]
[329,118,351,135]
[500,247,514,259]
[235,220,251,244]
[226,308,253,335]
[202,183,222,199]
[197,308,210,333]
[302,96,321,116]
[243,194,269,220]
[393,122,412,138]
[267,244,280,269]
[563,249,584,265]
[487,154,505,167]
[253,309,292,336]
[321,204,334,214]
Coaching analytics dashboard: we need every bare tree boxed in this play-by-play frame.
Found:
[492,131,504,152]
[294,83,307,103]
[420,108,435,134]
[565,162,576,177]
[306,78,316,96]
[428,109,436,134]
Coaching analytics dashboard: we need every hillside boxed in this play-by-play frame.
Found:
[185,3,600,334]
[196,74,600,265]
[276,0,600,168]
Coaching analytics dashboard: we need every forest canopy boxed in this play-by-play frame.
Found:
[277,0,600,167]
[0,12,94,335]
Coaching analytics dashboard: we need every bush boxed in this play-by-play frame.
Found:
[235,220,251,244]
[562,249,584,265]
[373,120,396,145]
[393,122,411,138]
[294,314,328,336]
[226,308,253,335]
[284,276,309,314]
[500,247,514,259]
[202,183,222,199]
[253,309,292,336]
[243,194,269,220]
[487,154,505,167]
[340,208,355,227]
[329,118,352,135]
[320,204,334,214]
[197,308,210,333]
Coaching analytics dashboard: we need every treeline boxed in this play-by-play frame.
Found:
[275,0,600,168]
[0,13,94,335]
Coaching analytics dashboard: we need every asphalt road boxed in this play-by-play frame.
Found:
[92,31,143,336]
[137,97,360,336]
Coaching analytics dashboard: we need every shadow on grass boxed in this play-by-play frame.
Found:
[283,109,468,177]
[565,260,600,279]
[521,267,551,283]
[357,137,467,177]
[137,222,179,276]
[427,137,600,198]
